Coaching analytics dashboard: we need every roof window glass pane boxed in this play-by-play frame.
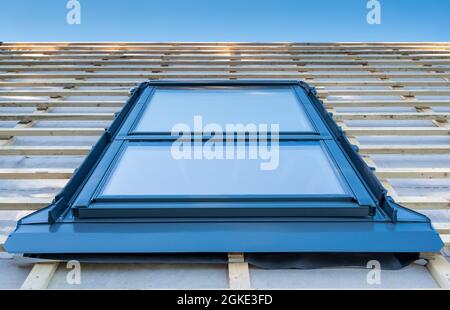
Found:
[101,142,347,196]
[132,87,315,133]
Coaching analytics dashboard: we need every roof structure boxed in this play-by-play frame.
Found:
[0,42,449,289]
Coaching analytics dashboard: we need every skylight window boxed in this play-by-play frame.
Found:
[6,81,442,254]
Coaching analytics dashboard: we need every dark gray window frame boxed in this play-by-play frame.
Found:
[69,81,377,219]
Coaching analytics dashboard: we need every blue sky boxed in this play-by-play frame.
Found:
[0,0,449,42]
